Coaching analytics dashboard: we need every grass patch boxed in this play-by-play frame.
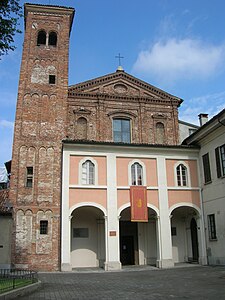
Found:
[0,278,34,294]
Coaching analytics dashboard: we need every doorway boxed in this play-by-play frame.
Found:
[120,221,138,265]
[120,236,134,265]
[190,218,199,262]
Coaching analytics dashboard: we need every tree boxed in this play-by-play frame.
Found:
[0,0,22,58]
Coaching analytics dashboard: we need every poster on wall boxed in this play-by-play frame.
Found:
[130,186,148,222]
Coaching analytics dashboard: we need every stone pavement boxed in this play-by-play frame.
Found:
[17,265,225,299]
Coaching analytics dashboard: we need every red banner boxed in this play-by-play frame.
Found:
[130,186,148,222]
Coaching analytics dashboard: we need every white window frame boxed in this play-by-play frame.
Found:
[78,157,98,185]
[128,160,146,186]
[174,161,191,187]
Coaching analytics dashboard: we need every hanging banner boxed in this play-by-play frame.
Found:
[130,186,148,222]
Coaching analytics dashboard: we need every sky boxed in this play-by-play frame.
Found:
[0,0,225,167]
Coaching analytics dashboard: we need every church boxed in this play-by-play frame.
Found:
[8,3,210,271]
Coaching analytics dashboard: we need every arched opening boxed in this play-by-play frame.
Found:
[48,31,57,46]
[70,206,105,269]
[119,207,157,266]
[77,117,88,140]
[37,30,46,46]
[155,122,165,144]
[170,206,199,264]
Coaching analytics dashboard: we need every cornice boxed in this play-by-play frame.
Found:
[24,3,75,32]
[67,92,180,106]
[68,71,183,104]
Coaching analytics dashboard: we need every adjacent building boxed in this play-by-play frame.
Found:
[184,109,225,265]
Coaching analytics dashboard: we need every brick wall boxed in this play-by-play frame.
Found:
[10,4,74,271]
[67,72,181,145]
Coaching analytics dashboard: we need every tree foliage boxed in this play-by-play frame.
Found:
[0,0,22,58]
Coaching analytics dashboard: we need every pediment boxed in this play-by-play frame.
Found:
[73,107,91,115]
[68,71,182,103]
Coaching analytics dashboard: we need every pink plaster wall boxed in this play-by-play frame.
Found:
[117,189,159,210]
[166,159,199,187]
[69,188,107,209]
[69,155,107,185]
[147,190,159,209]
[116,157,158,186]
[168,190,200,208]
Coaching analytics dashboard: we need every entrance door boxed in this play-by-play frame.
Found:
[120,236,134,265]
[190,218,199,262]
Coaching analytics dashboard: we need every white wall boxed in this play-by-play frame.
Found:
[71,208,105,268]
[179,121,198,144]
[199,126,225,265]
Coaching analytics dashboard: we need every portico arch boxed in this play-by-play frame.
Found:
[119,205,158,267]
[170,204,201,264]
[70,205,106,269]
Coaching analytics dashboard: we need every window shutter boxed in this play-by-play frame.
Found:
[215,147,221,178]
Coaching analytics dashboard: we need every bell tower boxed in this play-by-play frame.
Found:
[10,4,75,271]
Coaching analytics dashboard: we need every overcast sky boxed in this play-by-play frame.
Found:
[1,0,225,166]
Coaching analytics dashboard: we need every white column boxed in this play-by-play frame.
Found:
[156,157,174,268]
[104,154,121,270]
[197,215,208,265]
[61,150,72,271]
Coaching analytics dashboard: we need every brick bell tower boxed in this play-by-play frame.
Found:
[9,4,74,271]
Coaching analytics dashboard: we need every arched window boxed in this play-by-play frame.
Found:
[156,122,165,144]
[176,164,188,186]
[49,31,57,46]
[37,30,46,46]
[131,162,143,185]
[82,160,95,185]
[77,117,87,140]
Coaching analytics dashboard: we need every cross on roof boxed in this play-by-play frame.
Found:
[115,53,124,66]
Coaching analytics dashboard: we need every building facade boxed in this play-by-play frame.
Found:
[9,3,209,271]
[61,141,207,271]
[184,109,225,265]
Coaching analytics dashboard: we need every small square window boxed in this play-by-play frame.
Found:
[49,75,56,84]
[26,167,33,188]
[40,220,48,235]
[189,128,196,135]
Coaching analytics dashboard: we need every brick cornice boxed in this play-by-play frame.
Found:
[68,71,183,104]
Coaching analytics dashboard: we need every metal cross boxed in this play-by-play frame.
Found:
[115,53,124,66]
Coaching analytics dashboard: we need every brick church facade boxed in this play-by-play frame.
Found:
[10,4,207,271]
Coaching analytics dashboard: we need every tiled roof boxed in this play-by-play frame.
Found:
[62,139,199,149]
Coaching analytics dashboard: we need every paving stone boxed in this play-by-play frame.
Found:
[16,266,225,300]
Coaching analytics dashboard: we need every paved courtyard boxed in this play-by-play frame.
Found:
[18,265,225,299]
